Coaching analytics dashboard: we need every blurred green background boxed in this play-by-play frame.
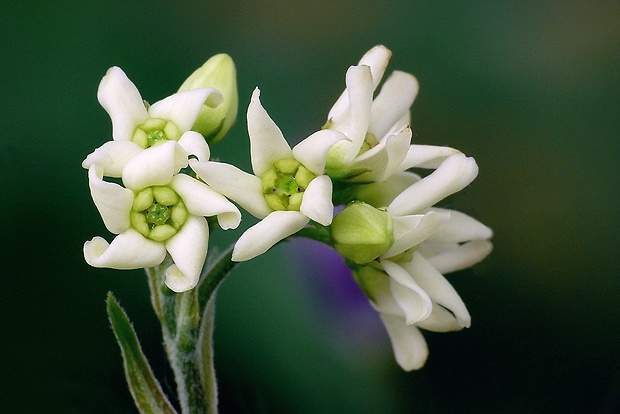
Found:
[2,0,618,412]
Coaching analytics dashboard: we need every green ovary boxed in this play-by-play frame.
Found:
[262,158,316,211]
[131,118,182,149]
[130,186,188,242]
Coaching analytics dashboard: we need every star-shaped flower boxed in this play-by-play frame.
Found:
[82,66,221,177]
[84,139,241,292]
[191,88,348,261]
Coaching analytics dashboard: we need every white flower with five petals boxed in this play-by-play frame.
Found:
[83,140,241,292]
[82,66,221,176]
[191,88,348,262]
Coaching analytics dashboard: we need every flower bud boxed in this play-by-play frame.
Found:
[331,202,394,265]
[178,53,238,144]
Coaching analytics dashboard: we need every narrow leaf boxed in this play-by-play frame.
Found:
[106,292,178,414]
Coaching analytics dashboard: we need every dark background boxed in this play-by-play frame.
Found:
[2,1,618,412]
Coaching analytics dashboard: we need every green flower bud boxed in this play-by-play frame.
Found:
[178,53,238,144]
[331,202,394,265]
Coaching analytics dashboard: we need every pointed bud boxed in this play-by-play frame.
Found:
[331,201,394,265]
[178,54,238,144]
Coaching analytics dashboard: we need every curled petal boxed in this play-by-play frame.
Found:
[88,165,132,234]
[399,145,462,170]
[427,240,494,274]
[401,252,471,328]
[379,313,428,371]
[381,259,433,325]
[388,153,479,216]
[82,140,143,178]
[122,141,188,190]
[300,175,333,226]
[165,215,209,292]
[358,45,392,88]
[428,208,494,242]
[84,229,166,269]
[327,45,392,121]
[416,304,463,332]
[247,88,292,176]
[171,174,241,229]
[384,210,451,258]
[97,67,148,141]
[369,71,418,140]
[232,211,309,261]
[148,88,223,132]
[178,131,210,162]
[190,160,271,218]
[292,129,349,175]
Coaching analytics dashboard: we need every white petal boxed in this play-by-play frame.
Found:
[384,211,451,258]
[345,65,374,161]
[122,141,187,190]
[165,215,209,292]
[178,131,210,162]
[190,160,271,218]
[428,208,493,242]
[148,88,223,132]
[358,45,392,88]
[349,125,412,183]
[171,174,241,229]
[369,71,418,140]
[292,129,349,175]
[354,171,420,208]
[427,240,494,274]
[327,45,391,121]
[232,211,309,261]
[399,145,462,170]
[415,305,463,332]
[380,259,433,325]
[379,313,428,371]
[247,88,292,176]
[88,165,132,234]
[401,252,471,328]
[82,140,143,178]
[299,175,333,226]
[97,67,148,141]
[84,229,166,269]
[388,153,479,216]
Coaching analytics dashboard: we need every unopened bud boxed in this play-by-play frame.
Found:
[331,202,394,265]
[178,53,238,143]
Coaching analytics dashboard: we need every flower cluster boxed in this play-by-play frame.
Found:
[83,56,241,292]
[84,46,492,371]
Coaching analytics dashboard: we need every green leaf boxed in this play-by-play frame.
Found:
[106,292,178,414]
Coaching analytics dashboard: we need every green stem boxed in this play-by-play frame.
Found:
[145,246,239,414]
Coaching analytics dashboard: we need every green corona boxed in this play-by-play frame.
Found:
[130,186,188,242]
[131,118,182,149]
[262,158,316,211]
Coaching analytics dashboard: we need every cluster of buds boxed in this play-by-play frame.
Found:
[84,46,492,370]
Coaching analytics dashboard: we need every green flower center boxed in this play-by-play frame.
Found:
[261,158,316,211]
[130,186,188,242]
[131,118,182,149]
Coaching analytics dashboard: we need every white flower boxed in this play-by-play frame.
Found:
[82,66,222,176]
[324,45,419,182]
[334,151,493,370]
[83,139,241,292]
[190,88,348,261]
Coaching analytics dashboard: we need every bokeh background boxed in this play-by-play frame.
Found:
[2,1,619,412]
